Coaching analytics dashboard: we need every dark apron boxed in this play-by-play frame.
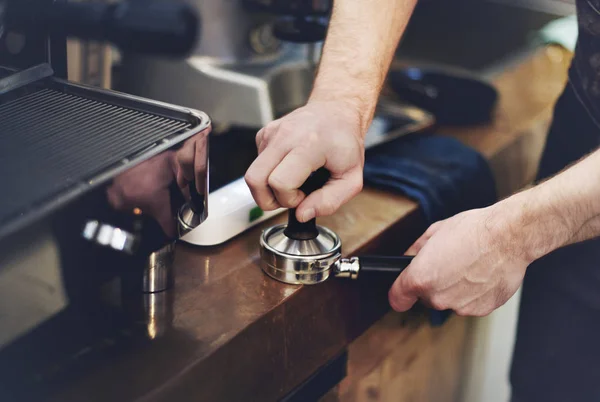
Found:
[510,2,600,401]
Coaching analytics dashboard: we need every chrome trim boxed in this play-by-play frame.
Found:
[333,257,360,280]
[259,223,342,285]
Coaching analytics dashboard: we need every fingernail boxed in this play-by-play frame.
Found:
[301,209,315,222]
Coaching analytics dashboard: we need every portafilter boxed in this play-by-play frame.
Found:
[260,168,414,285]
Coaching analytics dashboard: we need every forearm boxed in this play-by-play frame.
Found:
[309,0,417,135]
[502,147,600,262]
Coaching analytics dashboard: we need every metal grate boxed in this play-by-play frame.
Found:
[0,87,192,228]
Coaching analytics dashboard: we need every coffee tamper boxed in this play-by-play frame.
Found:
[259,168,415,285]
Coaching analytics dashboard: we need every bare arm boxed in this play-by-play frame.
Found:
[310,0,418,134]
[245,0,417,222]
[508,147,600,261]
[388,147,600,317]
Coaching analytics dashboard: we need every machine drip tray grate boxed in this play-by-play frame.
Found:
[0,65,209,237]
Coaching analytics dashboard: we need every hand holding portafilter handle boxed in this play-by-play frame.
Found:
[334,255,414,280]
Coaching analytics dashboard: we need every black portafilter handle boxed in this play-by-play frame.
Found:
[6,1,199,58]
[358,255,413,277]
[284,167,330,241]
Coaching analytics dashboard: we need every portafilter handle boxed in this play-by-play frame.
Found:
[335,255,414,280]
[283,167,330,241]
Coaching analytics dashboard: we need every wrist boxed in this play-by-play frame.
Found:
[309,84,379,138]
[493,187,575,264]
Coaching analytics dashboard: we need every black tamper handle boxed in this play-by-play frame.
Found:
[284,167,330,240]
[358,255,414,277]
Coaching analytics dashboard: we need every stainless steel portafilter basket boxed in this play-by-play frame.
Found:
[259,168,414,286]
[260,223,342,285]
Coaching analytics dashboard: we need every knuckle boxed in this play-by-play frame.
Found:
[255,129,265,145]
[261,198,280,211]
[349,177,364,195]
[277,191,302,209]
[388,295,403,312]
[261,123,279,140]
[244,171,262,188]
[267,173,289,192]
[473,308,493,318]
[410,275,432,295]
[426,221,442,235]
[319,197,339,216]
[429,296,449,311]
[455,307,471,317]
[264,121,279,132]
[275,122,292,136]
[305,131,319,146]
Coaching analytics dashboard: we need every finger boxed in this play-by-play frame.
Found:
[245,145,287,211]
[296,167,363,222]
[256,122,281,154]
[388,264,422,312]
[268,149,323,209]
[406,221,444,255]
[256,128,267,153]
[454,295,496,317]
[406,236,427,256]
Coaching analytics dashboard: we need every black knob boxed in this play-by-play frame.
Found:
[6,1,200,58]
[284,167,330,240]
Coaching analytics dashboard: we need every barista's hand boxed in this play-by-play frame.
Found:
[388,202,532,317]
[245,100,365,222]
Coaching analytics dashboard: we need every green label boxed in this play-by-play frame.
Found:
[249,206,264,222]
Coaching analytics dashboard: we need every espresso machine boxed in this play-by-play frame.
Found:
[0,1,215,400]
[117,0,331,131]
[117,0,432,132]
[116,0,434,247]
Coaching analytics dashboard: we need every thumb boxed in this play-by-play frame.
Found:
[388,266,420,312]
[296,169,363,222]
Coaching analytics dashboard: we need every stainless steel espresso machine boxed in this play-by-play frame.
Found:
[115,0,433,248]
[116,0,433,137]
[0,1,213,401]
[117,0,331,131]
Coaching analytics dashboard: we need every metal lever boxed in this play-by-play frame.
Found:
[335,255,414,280]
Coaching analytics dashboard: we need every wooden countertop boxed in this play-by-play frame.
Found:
[52,46,571,402]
